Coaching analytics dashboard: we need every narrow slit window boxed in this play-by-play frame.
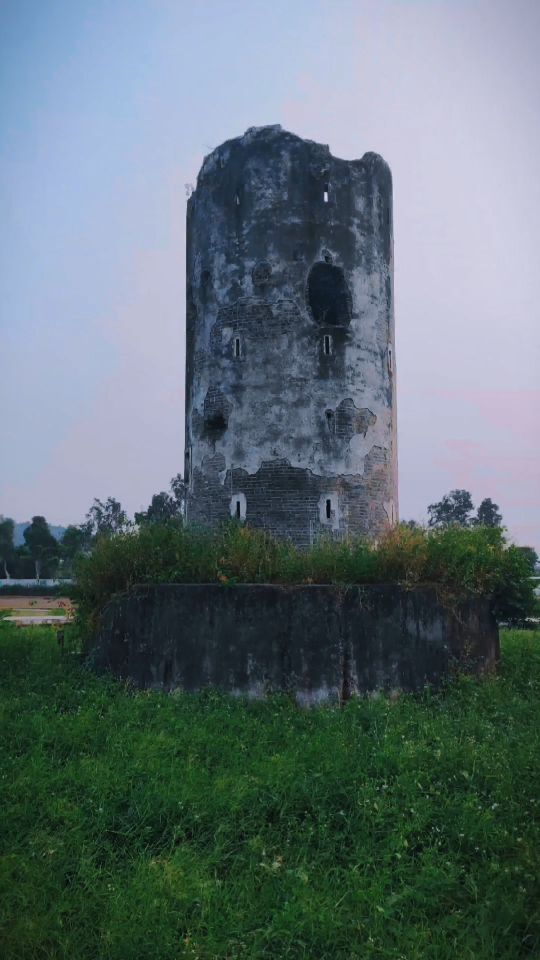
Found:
[388,345,393,373]
[326,499,331,520]
[234,337,240,358]
[323,183,329,203]
[236,501,241,519]
[324,335,331,355]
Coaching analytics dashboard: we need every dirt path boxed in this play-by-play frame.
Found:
[0,596,74,611]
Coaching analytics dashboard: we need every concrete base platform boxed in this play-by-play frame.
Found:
[87,583,500,706]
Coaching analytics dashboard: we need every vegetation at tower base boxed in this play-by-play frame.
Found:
[70,520,538,636]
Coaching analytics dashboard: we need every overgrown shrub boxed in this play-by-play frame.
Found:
[70,520,538,630]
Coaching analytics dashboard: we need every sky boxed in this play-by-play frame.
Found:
[1,0,539,548]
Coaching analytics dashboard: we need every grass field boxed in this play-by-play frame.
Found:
[1,617,539,959]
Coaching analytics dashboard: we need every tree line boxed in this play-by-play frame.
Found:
[0,482,537,579]
[0,474,185,580]
[407,489,538,572]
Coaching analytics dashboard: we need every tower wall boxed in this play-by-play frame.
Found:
[185,125,398,546]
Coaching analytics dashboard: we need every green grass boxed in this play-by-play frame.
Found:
[1,620,539,959]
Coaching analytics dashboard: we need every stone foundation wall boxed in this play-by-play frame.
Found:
[87,585,499,706]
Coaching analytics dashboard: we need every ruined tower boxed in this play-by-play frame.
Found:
[185,125,397,546]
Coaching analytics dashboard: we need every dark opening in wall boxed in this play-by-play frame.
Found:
[324,335,331,355]
[252,260,272,285]
[307,262,352,326]
[323,183,329,203]
[236,501,241,519]
[326,499,331,519]
[234,337,241,358]
[203,386,231,439]
[206,413,226,432]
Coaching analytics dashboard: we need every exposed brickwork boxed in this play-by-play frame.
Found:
[187,448,393,546]
[326,399,377,442]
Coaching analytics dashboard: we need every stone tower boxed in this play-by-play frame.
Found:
[184,125,397,546]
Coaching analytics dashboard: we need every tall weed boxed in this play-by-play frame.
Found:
[69,521,538,628]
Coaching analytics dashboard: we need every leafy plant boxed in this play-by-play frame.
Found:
[86,498,129,538]
[70,520,538,630]
[0,516,15,578]
[135,475,185,527]
[473,497,503,528]
[515,546,539,573]
[428,490,504,529]
[428,489,475,527]
[23,516,60,580]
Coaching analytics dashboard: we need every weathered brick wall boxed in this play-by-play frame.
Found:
[185,125,398,545]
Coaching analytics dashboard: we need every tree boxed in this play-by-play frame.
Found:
[12,545,35,579]
[135,492,178,526]
[86,498,129,538]
[427,490,475,528]
[170,473,186,516]
[516,546,539,573]
[0,516,15,578]
[135,474,185,527]
[60,523,93,572]
[23,516,60,580]
[474,498,503,528]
